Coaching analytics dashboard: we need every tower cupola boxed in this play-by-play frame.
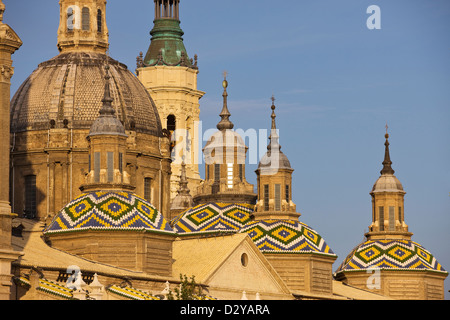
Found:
[80,65,133,193]
[57,0,109,54]
[367,130,411,239]
[255,97,298,220]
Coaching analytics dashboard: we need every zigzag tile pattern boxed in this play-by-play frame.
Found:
[335,240,447,273]
[44,192,174,234]
[240,219,336,256]
[171,202,254,235]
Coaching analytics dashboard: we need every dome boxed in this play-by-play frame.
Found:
[204,129,246,150]
[371,174,405,193]
[43,191,174,235]
[11,52,163,136]
[171,202,254,235]
[258,149,292,171]
[335,239,447,274]
[240,219,335,256]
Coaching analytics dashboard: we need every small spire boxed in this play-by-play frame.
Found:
[216,72,234,131]
[380,126,395,175]
[177,159,190,196]
[268,95,280,151]
[99,63,115,116]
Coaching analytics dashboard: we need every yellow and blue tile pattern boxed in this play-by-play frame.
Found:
[44,192,174,235]
[335,240,447,274]
[172,202,254,235]
[240,219,336,256]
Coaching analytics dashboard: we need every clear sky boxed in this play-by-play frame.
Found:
[4,0,450,299]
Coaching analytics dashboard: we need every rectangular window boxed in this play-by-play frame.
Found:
[389,206,395,231]
[285,184,290,203]
[206,165,210,180]
[214,164,220,182]
[378,207,384,231]
[144,178,152,202]
[275,184,281,211]
[25,175,37,219]
[82,7,90,31]
[399,206,402,223]
[107,152,114,182]
[94,152,101,183]
[119,153,123,174]
[264,185,269,211]
[239,164,243,182]
[88,154,91,173]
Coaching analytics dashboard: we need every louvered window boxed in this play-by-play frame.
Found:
[94,152,100,182]
[378,207,384,231]
[389,206,395,231]
[24,175,37,219]
[107,152,114,182]
[82,7,90,31]
[275,184,281,211]
[264,185,269,211]
[144,178,152,202]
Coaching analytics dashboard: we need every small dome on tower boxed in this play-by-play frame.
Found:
[371,133,405,194]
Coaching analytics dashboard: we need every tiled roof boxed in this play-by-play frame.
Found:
[106,285,161,300]
[44,192,174,235]
[171,202,254,235]
[15,276,75,300]
[240,219,336,256]
[335,239,448,274]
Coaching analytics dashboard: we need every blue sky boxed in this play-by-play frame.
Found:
[5,0,450,299]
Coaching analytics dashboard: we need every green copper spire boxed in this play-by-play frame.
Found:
[142,0,197,68]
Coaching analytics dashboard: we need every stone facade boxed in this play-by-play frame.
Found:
[0,0,22,300]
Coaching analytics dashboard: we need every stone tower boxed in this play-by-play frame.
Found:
[335,131,448,299]
[240,98,337,296]
[193,76,256,206]
[0,0,22,300]
[136,0,205,201]
[254,97,298,221]
[57,0,109,54]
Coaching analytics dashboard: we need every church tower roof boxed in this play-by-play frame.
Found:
[258,96,292,172]
[216,73,234,131]
[142,0,197,68]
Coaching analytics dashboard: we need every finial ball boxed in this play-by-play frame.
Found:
[222,79,228,89]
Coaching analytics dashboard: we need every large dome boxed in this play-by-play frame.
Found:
[10,52,163,136]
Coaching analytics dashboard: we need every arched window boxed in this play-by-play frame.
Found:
[67,7,74,31]
[167,114,176,132]
[97,9,102,32]
[82,7,90,31]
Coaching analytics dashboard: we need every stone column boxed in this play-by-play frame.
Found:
[0,0,23,300]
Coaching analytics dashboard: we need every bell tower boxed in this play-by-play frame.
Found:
[366,130,411,240]
[254,97,298,220]
[136,0,205,201]
[57,0,109,53]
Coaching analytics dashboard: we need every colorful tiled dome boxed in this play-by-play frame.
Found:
[335,240,447,274]
[44,192,174,235]
[171,202,254,235]
[240,219,336,256]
